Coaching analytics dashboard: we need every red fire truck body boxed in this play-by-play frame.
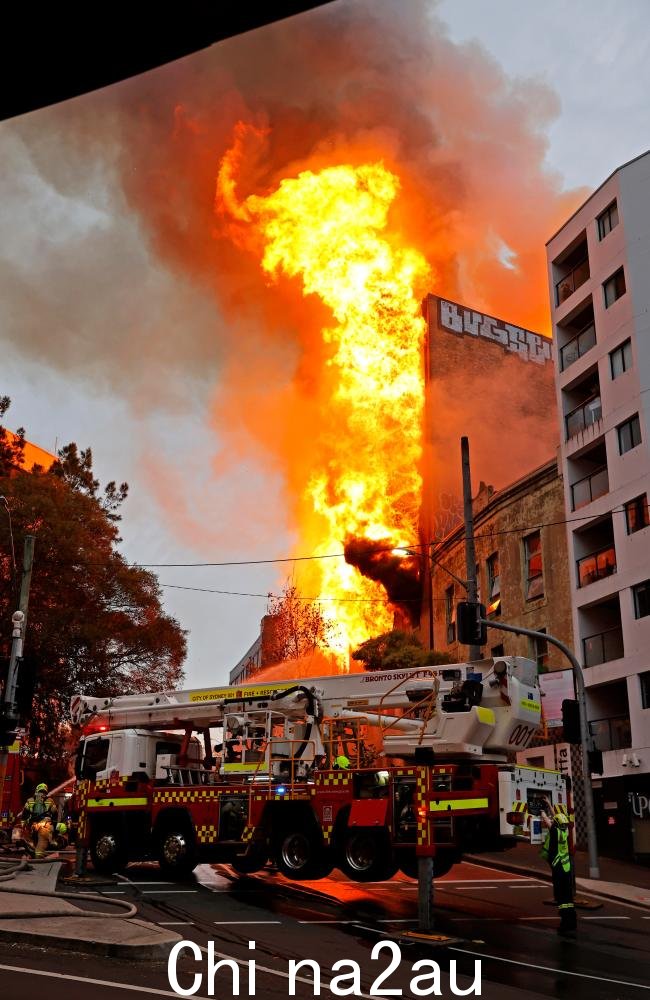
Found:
[70,659,568,881]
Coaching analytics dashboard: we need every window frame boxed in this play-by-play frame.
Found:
[625,494,649,535]
[633,579,650,620]
[445,584,456,643]
[603,267,626,308]
[524,531,544,601]
[640,671,650,710]
[597,200,619,241]
[610,338,632,379]
[617,414,642,455]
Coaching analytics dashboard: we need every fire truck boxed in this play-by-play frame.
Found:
[0,739,23,840]
[70,656,568,881]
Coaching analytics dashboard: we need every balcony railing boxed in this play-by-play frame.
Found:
[589,715,631,752]
[571,466,609,510]
[583,626,624,666]
[560,323,596,372]
[565,395,602,439]
[577,544,616,588]
[555,257,590,305]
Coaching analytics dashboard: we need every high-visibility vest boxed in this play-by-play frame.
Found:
[541,824,571,872]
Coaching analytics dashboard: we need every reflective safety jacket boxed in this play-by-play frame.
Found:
[22,795,57,826]
[540,823,570,873]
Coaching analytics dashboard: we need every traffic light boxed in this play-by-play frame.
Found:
[456,602,487,646]
[588,748,604,775]
[561,699,581,744]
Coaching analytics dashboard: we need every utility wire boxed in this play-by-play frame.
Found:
[132,501,648,569]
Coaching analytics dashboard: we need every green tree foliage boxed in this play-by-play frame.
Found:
[264,582,340,664]
[0,400,186,772]
[352,629,453,672]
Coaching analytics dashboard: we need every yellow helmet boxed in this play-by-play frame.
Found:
[35,782,48,795]
[553,803,569,825]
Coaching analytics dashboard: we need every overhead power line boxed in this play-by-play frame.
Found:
[134,501,647,569]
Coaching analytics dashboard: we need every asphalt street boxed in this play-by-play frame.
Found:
[0,859,648,999]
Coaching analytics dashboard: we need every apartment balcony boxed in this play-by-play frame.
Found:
[571,465,609,510]
[559,322,596,373]
[577,544,617,588]
[589,715,631,752]
[583,626,624,667]
[566,394,602,440]
[555,256,590,307]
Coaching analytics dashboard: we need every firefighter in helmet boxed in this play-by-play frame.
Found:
[22,783,58,858]
[540,801,577,936]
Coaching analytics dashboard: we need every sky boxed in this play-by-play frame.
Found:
[1,0,649,690]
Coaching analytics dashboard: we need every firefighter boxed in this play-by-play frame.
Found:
[540,801,577,936]
[22,783,57,858]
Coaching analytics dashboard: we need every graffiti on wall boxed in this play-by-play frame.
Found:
[437,297,553,365]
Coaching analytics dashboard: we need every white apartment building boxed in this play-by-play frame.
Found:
[547,151,650,858]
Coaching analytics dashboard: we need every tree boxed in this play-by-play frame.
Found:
[352,630,453,672]
[264,582,340,664]
[0,400,186,775]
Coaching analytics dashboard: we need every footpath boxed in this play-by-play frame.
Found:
[465,843,650,909]
[0,856,181,959]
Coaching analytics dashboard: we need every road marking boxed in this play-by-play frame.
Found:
[518,916,557,921]
[581,915,629,920]
[100,890,126,894]
[126,881,174,885]
[141,889,198,894]
[507,883,548,889]
[376,919,418,924]
[214,919,281,924]
[298,919,364,924]
[158,921,195,926]
[0,964,213,999]
[449,947,650,989]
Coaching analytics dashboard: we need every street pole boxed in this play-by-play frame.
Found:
[0,535,35,815]
[479,616,600,879]
[3,535,35,719]
[461,437,480,660]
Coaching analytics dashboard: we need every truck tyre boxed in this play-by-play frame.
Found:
[232,845,269,875]
[157,826,197,878]
[275,829,333,880]
[340,830,397,882]
[398,849,455,880]
[90,828,128,875]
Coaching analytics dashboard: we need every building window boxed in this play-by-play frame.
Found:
[617,414,641,455]
[603,267,626,308]
[486,552,501,615]
[610,339,632,379]
[445,585,455,643]
[641,671,650,710]
[633,580,650,620]
[491,644,504,658]
[530,628,549,672]
[597,200,619,240]
[524,532,544,600]
[625,494,650,535]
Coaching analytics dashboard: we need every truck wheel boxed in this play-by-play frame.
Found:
[340,830,397,882]
[90,829,128,875]
[398,849,456,880]
[157,827,197,878]
[232,845,269,875]
[275,830,333,880]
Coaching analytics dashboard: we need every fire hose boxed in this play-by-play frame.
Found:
[0,853,137,919]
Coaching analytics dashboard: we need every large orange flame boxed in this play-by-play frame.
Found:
[217,130,430,658]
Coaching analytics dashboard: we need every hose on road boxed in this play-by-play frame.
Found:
[0,854,137,919]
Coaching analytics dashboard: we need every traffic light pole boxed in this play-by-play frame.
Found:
[0,535,35,815]
[478,616,600,879]
[461,438,480,660]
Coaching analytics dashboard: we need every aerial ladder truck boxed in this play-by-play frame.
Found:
[70,655,568,882]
